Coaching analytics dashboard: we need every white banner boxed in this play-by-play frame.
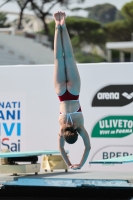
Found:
[0,93,26,152]
[0,63,133,172]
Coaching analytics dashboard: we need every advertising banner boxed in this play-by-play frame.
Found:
[0,63,133,171]
[0,93,26,152]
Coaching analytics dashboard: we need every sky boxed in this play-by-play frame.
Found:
[0,0,131,21]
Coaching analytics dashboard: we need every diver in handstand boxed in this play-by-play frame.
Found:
[53,11,91,170]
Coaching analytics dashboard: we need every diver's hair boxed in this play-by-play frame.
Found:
[63,125,78,144]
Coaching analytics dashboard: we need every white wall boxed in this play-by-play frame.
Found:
[0,63,133,171]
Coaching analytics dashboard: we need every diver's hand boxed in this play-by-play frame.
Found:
[70,164,81,170]
[68,164,73,169]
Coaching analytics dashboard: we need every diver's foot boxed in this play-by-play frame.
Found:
[60,11,66,26]
[53,12,60,27]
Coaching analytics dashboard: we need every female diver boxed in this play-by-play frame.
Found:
[53,11,91,170]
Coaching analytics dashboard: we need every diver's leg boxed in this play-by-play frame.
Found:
[53,12,66,95]
[60,12,81,94]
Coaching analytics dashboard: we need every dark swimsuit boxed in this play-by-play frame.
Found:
[58,89,82,124]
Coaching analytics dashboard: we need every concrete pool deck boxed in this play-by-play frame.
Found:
[1,170,133,188]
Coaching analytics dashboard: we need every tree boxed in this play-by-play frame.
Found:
[16,0,31,29]
[85,3,118,24]
[104,19,133,42]
[0,0,31,29]
[49,16,106,47]
[0,12,10,27]
[115,10,125,21]
[49,16,106,63]
[122,1,133,20]
[0,0,85,34]
[29,0,85,35]
[104,1,133,42]
[74,51,106,63]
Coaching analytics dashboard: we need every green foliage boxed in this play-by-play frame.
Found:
[48,20,55,36]
[36,29,45,35]
[85,28,106,44]
[122,1,133,20]
[0,12,9,27]
[112,50,119,62]
[103,1,133,42]
[71,36,81,48]
[48,16,106,49]
[47,2,133,59]
[71,28,106,48]
[104,19,133,41]
[85,3,117,24]
[74,50,106,63]
[115,10,125,21]
[49,16,101,36]
[66,17,101,35]
[111,50,131,62]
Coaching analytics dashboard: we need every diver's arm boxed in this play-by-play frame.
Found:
[71,126,91,169]
[78,126,91,167]
[58,133,72,167]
